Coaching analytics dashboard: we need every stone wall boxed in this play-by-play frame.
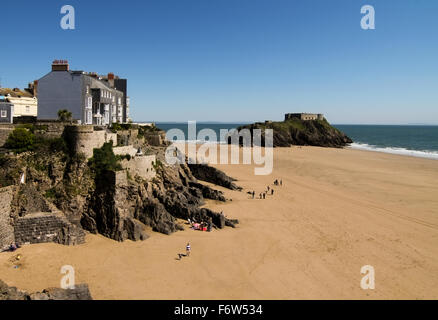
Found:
[64,125,117,158]
[14,212,85,245]
[0,124,14,147]
[144,132,165,146]
[284,113,324,121]
[0,186,15,249]
[113,145,137,157]
[120,155,156,181]
[116,129,139,146]
[35,122,66,139]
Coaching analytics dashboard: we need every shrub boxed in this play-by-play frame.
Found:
[5,128,35,153]
[88,141,122,176]
[111,123,132,132]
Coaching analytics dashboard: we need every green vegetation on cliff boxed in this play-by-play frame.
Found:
[87,141,122,177]
[236,118,352,148]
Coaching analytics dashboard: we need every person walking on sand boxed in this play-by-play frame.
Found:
[186,242,191,257]
[271,189,274,195]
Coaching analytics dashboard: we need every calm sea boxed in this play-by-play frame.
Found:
[334,125,438,160]
[152,122,438,160]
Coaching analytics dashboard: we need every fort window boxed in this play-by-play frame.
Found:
[1,110,6,117]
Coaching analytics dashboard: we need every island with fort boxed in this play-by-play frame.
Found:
[233,113,352,148]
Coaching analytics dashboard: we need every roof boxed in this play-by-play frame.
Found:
[0,88,34,98]
[6,96,37,103]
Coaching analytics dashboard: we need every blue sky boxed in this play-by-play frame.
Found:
[1,0,437,124]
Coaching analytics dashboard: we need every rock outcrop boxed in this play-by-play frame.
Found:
[0,279,92,300]
[188,164,242,191]
[233,118,352,148]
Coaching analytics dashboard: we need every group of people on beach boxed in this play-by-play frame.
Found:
[187,217,213,232]
[248,179,283,200]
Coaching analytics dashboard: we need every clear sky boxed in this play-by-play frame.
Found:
[0,0,437,124]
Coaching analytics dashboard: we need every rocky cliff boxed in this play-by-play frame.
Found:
[0,127,239,245]
[234,118,352,148]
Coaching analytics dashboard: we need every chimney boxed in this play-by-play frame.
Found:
[108,73,115,88]
[52,60,69,72]
[33,80,38,97]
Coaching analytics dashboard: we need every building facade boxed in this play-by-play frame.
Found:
[0,87,38,123]
[37,60,130,125]
[0,102,14,123]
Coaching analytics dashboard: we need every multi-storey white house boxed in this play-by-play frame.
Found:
[37,60,130,125]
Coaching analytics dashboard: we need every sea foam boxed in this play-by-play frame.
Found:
[349,143,438,160]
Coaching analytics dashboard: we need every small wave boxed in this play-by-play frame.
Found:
[349,143,438,160]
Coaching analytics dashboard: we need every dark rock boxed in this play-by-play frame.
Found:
[34,284,92,300]
[0,279,28,300]
[0,280,92,300]
[189,181,226,202]
[124,217,149,241]
[188,164,242,191]
[225,218,239,228]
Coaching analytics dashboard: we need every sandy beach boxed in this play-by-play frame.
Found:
[1,146,438,299]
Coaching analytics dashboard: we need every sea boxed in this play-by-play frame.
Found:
[152,122,438,160]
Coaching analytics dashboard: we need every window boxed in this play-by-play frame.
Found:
[87,97,92,108]
[118,97,121,105]
[87,110,92,124]
[1,110,7,118]
[26,106,30,113]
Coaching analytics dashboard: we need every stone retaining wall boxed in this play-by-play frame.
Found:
[14,212,85,245]
[121,155,156,181]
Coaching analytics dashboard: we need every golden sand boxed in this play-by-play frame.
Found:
[1,146,438,299]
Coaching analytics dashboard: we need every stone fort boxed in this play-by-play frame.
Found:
[285,113,324,121]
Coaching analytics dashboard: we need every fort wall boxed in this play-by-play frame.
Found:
[121,155,156,181]
[64,125,117,158]
[285,113,324,121]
